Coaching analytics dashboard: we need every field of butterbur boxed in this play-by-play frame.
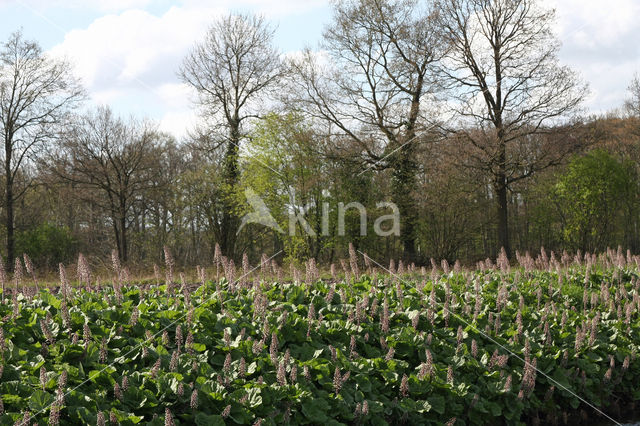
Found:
[1,247,640,425]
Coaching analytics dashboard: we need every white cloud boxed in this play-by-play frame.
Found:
[90,88,126,105]
[158,109,198,139]
[155,82,197,138]
[47,4,225,138]
[49,6,222,88]
[45,1,330,137]
[542,0,640,112]
[546,0,640,47]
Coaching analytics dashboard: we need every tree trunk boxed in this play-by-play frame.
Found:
[495,177,510,258]
[5,181,13,269]
[391,143,418,263]
[113,219,121,261]
[120,213,128,263]
[5,145,14,269]
[220,118,241,258]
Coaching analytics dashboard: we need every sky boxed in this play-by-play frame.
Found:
[0,0,638,139]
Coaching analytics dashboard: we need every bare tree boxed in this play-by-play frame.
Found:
[0,30,84,264]
[288,0,443,261]
[436,0,587,256]
[179,13,282,258]
[626,73,640,118]
[50,106,165,263]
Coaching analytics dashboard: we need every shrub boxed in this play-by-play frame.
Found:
[15,223,76,268]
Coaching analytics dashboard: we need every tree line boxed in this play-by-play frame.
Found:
[1,0,639,271]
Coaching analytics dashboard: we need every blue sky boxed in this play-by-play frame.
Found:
[1,0,638,138]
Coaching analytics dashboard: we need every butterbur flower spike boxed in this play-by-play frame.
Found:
[165,408,174,426]
[190,389,198,409]
[99,338,107,363]
[58,371,67,390]
[400,374,409,398]
[504,374,512,392]
[277,361,287,386]
[239,357,246,376]
[151,358,161,378]
[40,366,47,390]
[221,405,231,418]
[223,353,232,375]
[114,382,122,401]
[170,350,179,372]
[333,367,342,394]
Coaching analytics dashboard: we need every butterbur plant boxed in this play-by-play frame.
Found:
[381,297,390,334]
[77,253,91,289]
[185,331,194,355]
[99,337,107,363]
[0,251,638,425]
[400,374,409,398]
[49,402,61,426]
[277,361,287,386]
[333,366,342,394]
[303,365,311,381]
[165,407,174,426]
[23,253,37,292]
[221,405,231,418]
[223,353,232,375]
[114,382,122,401]
[270,332,278,364]
[175,325,183,350]
[385,347,395,361]
[130,306,139,327]
[14,257,23,294]
[349,242,359,278]
[151,358,161,378]
[60,301,71,328]
[40,366,47,390]
[190,389,198,410]
[164,246,175,289]
[504,374,513,392]
[520,358,538,397]
[170,350,179,372]
[40,319,54,344]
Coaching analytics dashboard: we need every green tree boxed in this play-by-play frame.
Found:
[553,150,635,251]
[241,113,331,262]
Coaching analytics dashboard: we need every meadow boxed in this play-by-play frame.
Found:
[0,248,639,425]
